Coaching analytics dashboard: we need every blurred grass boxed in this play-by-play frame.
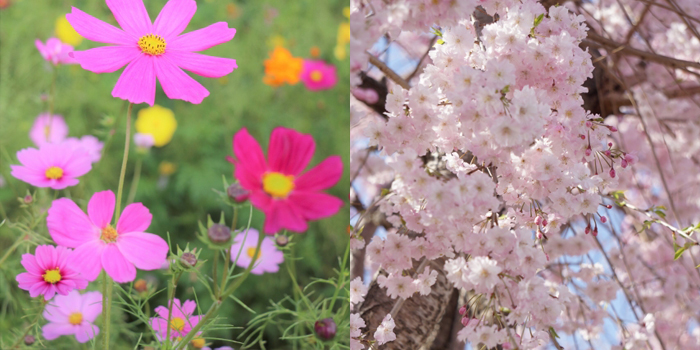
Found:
[0,0,349,348]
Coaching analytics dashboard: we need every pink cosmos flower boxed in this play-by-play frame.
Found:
[66,0,238,106]
[300,60,337,91]
[16,245,88,301]
[47,190,169,283]
[228,128,344,234]
[10,143,92,190]
[149,299,202,340]
[43,290,102,343]
[230,228,284,275]
[63,136,104,163]
[29,113,69,147]
[36,38,78,65]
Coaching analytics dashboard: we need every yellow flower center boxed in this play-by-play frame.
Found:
[43,268,62,284]
[191,337,206,348]
[246,247,261,261]
[262,172,295,198]
[138,34,166,56]
[170,317,186,331]
[310,70,323,82]
[68,312,83,325]
[45,166,64,180]
[101,225,118,243]
[44,126,51,138]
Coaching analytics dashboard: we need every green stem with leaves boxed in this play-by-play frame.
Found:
[164,271,183,350]
[11,299,46,349]
[327,240,350,314]
[0,236,26,268]
[173,233,264,350]
[102,102,133,350]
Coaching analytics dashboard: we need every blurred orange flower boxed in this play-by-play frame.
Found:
[263,47,303,87]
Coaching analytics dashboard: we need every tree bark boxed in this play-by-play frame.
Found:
[358,259,454,349]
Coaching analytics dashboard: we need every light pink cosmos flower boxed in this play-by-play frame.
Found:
[63,136,104,163]
[47,190,169,283]
[230,228,284,275]
[228,128,344,234]
[36,38,78,65]
[29,113,69,147]
[16,245,88,301]
[10,143,92,190]
[66,0,238,106]
[149,299,202,340]
[300,60,337,91]
[43,290,102,343]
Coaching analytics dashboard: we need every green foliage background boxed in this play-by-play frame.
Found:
[0,0,349,348]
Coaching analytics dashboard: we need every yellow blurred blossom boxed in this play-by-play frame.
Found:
[55,16,82,46]
[263,47,303,86]
[334,22,350,60]
[266,34,286,49]
[159,161,177,176]
[135,105,177,147]
[343,6,350,18]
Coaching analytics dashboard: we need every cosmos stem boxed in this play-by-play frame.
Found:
[102,273,113,350]
[115,103,133,221]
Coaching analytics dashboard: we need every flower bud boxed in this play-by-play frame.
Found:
[180,252,197,268]
[461,316,470,326]
[191,337,206,348]
[458,305,467,316]
[134,279,148,293]
[23,194,33,204]
[585,147,592,157]
[534,215,542,225]
[227,183,249,202]
[585,226,590,235]
[208,224,232,244]
[592,228,598,236]
[580,134,586,140]
[275,234,289,247]
[541,219,548,227]
[24,335,35,346]
[621,159,628,168]
[605,204,612,209]
[609,168,616,178]
[607,142,613,148]
[600,216,607,223]
[314,318,337,340]
[585,120,592,128]
[608,125,618,132]
[604,150,611,157]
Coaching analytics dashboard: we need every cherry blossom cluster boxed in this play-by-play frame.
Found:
[347,0,700,348]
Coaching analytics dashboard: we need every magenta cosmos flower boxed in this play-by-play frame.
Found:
[230,229,284,275]
[43,290,102,343]
[10,143,92,190]
[150,299,201,340]
[66,0,238,105]
[47,190,169,283]
[29,113,69,147]
[36,38,78,65]
[16,245,88,301]
[228,128,343,234]
[300,60,337,91]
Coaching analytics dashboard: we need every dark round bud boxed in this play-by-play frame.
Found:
[24,335,35,345]
[134,278,148,292]
[458,305,467,315]
[275,235,289,247]
[208,224,231,243]
[23,195,33,204]
[314,318,337,340]
[227,183,250,202]
[180,252,197,268]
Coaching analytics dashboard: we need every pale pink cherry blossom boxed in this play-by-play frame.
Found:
[350,277,368,306]
[374,314,396,345]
